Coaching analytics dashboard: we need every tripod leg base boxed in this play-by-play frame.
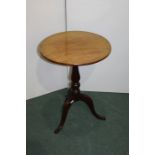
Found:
[54,66,105,134]
[54,93,106,134]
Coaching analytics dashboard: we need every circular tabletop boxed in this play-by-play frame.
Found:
[38,31,111,66]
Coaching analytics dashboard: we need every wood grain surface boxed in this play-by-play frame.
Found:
[38,31,111,66]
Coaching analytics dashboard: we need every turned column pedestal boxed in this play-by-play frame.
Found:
[54,66,106,133]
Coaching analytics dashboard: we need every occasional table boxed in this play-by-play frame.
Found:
[38,31,111,134]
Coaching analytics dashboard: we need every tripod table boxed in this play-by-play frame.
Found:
[38,31,111,134]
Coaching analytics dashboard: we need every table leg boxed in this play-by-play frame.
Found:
[54,97,76,134]
[79,93,106,120]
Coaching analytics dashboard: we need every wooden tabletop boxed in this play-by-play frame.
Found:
[38,31,111,66]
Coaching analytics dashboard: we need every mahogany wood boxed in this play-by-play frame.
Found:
[54,66,105,134]
[38,31,110,134]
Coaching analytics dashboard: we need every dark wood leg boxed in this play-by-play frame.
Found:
[79,93,106,120]
[54,97,76,134]
[54,66,105,134]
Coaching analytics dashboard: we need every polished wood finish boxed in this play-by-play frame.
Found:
[39,31,111,66]
[54,66,105,134]
[38,31,110,133]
